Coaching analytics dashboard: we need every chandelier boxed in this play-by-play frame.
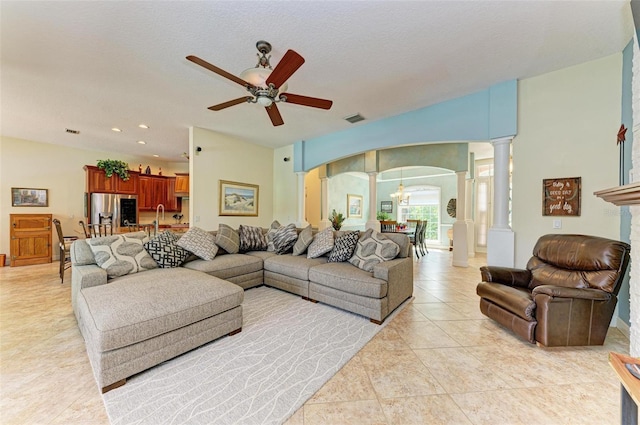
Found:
[238,41,288,107]
[390,167,411,205]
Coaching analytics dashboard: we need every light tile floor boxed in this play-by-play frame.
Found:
[0,249,631,424]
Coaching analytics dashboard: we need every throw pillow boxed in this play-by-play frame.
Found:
[292,225,313,256]
[238,224,267,252]
[215,224,239,254]
[307,227,334,259]
[349,229,400,272]
[177,226,219,260]
[144,231,190,268]
[88,234,157,279]
[266,220,281,252]
[272,223,298,255]
[328,231,360,262]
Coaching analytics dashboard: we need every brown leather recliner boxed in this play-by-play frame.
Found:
[477,234,630,347]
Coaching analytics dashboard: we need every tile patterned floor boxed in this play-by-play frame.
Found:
[0,250,630,424]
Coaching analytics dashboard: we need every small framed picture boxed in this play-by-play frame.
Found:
[11,188,48,207]
[380,201,393,213]
[219,180,259,216]
[347,194,363,218]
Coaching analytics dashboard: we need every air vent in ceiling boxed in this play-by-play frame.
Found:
[344,113,365,124]
[65,128,80,134]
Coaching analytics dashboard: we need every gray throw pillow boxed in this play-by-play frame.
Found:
[349,228,400,272]
[328,231,360,262]
[239,224,267,252]
[177,226,219,260]
[272,223,298,255]
[144,230,190,268]
[307,227,334,259]
[292,225,313,256]
[88,233,157,279]
[266,220,281,252]
[215,224,239,254]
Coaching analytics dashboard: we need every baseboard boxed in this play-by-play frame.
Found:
[616,317,631,340]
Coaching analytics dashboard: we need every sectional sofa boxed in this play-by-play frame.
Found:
[71,225,413,392]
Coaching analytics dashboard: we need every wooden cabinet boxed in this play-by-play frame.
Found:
[165,177,181,212]
[10,214,52,267]
[85,165,138,194]
[175,173,189,196]
[139,175,169,211]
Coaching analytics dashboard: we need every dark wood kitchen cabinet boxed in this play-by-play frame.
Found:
[84,165,138,194]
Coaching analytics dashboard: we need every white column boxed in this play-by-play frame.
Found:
[452,171,468,267]
[487,137,515,267]
[318,176,331,230]
[295,172,309,228]
[465,177,475,257]
[366,172,380,231]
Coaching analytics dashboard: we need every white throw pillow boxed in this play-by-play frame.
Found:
[88,233,157,279]
[349,229,400,272]
[307,227,334,259]
[178,226,219,260]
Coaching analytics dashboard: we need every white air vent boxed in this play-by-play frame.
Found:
[65,128,80,134]
[344,113,365,124]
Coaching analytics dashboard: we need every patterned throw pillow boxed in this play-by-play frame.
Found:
[238,225,267,252]
[177,226,219,260]
[88,233,157,279]
[266,220,281,252]
[292,225,313,256]
[144,231,190,268]
[328,231,360,262]
[307,227,334,259]
[215,224,239,254]
[349,229,400,272]
[272,223,298,255]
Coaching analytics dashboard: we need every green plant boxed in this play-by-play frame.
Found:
[377,211,391,221]
[97,159,130,181]
[329,209,345,231]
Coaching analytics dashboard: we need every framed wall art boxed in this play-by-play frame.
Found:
[380,200,393,213]
[347,194,363,218]
[11,188,48,207]
[219,180,259,216]
[542,177,581,216]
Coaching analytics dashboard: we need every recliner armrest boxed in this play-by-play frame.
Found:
[480,266,531,288]
[532,285,612,301]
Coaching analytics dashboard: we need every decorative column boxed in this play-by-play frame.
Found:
[465,176,475,258]
[487,137,515,267]
[295,171,309,228]
[452,171,469,267]
[366,172,380,231]
[318,175,331,230]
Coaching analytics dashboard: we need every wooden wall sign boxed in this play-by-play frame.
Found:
[542,177,581,216]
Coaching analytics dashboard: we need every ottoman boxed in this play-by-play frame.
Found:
[75,267,244,392]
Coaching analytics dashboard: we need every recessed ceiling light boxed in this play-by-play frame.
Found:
[139,124,149,129]
[153,154,159,157]
[137,140,146,145]
[111,127,122,132]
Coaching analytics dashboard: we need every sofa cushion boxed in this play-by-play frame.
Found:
[272,223,298,255]
[309,262,388,298]
[79,268,244,351]
[264,254,328,281]
[307,227,334,259]
[177,226,219,260]
[266,220,281,252]
[328,231,359,263]
[238,224,267,252]
[181,253,263,280]
[215,224,240,254]
[144,230,190,268]
[88,233,157,279]
[349,229,400,272]
[292,225,313,256]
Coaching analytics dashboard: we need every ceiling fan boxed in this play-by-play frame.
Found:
[186,40,333,126]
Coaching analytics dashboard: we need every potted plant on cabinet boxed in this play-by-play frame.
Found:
[96,159,130,181]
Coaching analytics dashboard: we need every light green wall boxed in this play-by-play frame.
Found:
[512,53,623,267]
[327,173,369,230]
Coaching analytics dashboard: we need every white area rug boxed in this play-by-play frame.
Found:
[102,286,403,425]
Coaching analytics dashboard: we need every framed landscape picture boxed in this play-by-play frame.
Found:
[11,188,48,207]
[219,180,259,216]
[347,194,363,218]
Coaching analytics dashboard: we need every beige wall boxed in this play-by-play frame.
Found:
[0,136,188,261]
[304,167,321,227]
[512,54,623,267]
[273,145,298,225]
[189,127,274,230]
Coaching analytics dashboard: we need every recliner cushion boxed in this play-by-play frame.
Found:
[476,282,536,321]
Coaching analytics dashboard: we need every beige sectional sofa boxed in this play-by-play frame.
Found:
[71,227,413,392]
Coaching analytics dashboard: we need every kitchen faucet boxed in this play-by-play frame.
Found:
[155,204,165,236]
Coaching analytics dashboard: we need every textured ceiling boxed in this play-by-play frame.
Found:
[0,1,633,162]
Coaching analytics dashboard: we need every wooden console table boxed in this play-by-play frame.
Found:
[610,352,640,424]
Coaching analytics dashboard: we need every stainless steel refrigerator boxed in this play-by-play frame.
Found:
[90,193,138,231]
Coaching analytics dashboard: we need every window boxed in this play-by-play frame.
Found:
[397,186,440,243]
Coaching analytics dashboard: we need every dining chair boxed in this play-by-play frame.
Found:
[418,220,428,255]
[53,219,77,283]
[411,221,424,258]
[78,220,91,238]
[380,220,397,233]
[90,223,113,237]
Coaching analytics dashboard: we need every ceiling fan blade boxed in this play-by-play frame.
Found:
[208,97,251,111]
[280,93,333,110]
[186,55,252,88]
[265,104,284,126]
[265,50,305,89]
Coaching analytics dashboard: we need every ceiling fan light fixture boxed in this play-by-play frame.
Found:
[257,96,273,107]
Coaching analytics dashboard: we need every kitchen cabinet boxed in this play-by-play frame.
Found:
[175,173,189,196]
[139,175,176,211]
[10,214,52,267]
[85,165,138,194]
[165,177,181,212]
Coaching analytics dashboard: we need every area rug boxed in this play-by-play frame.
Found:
[102,285,406,425]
